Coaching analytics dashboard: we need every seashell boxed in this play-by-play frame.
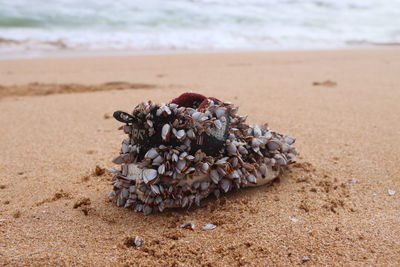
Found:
[169,103,178,109]
[146,120,153,128]
[179,152,188,160]
[210,169,220,184]
[226,143,237,156]
[185,167,196,175]
[143,205,153,215]
[220,179,231,193]
[141,168,158,184]
[136,159,151,168]
[238,146,248,155]
[200,116,209,122]
[259,164,267,178]
[122,143,130,153]
[247,174,257,184]
[192,112,203,121]
[175,129,186,140]
[150,184,160,195]
[177,159,187,172]
[159,105,172,116]
[287,153,297,162]
[158,164,166,175]
[253,125,262,137]
[263,131,273,140]
[181,197,189,208]
[148,127,155,136]
[227,170,240,179]
[217,166,227,177]
[215,107,227,118]
[276,156,287,166]
[161,124,171,141]
[284,136,295,145]
[158,184,165,195]
[152,155,163,165]
[108,190,116,198]
[203,224,217,230]
[201,162,210,173]
[158,202,165,212]
[172,153,179,162]
[267,140,281,151]
[113,181,122,189]
[124,199,135,208]
[117,194,126,207]
[156,107,162,116]
[251,138,262,148]
[135,204,144,212]
[145,148,159,160]
[281,143,290,153]
[187,129,196,139]
[215,157,228,165]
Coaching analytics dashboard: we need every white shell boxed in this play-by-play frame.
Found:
[158,164,166,175]
[161,124,171,141]
[192,112,203,121]
[203,224,217,230]
[175,129,186,140]
[141,168,158,184]
[201,162,209,173]
[145,148,158,159]
[210,169,220,184]
[226,143,237,156]
[215,107,227,118]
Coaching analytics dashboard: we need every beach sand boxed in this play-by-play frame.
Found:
[0,48,399,266]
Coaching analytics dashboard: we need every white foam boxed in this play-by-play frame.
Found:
[1,0,400,57]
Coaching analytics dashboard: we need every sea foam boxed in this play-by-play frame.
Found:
[0,0,399,57]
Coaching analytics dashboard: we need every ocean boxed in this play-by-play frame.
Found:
[0,0,399,57]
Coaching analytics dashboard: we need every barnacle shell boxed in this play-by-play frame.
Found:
[109,98,296,214]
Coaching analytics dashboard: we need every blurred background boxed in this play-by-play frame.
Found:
[1,0,399,58]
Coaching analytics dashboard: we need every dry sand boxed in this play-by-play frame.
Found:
[0,48,399,266]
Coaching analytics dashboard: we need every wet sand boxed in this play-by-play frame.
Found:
[0,48,399,266]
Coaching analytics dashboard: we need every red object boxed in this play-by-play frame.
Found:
[171,92,220,110]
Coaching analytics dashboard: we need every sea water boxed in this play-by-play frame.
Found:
[0,0,399,57]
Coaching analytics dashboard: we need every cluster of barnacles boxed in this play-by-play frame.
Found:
[109,100,296,215]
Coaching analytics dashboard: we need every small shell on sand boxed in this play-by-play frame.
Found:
[203,224,217,230]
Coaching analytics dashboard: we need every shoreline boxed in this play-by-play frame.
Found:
[0,44,396,60]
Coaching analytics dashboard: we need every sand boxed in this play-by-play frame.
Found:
[0,48,399,266]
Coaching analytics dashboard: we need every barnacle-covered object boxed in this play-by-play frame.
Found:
[109,93,296,214]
